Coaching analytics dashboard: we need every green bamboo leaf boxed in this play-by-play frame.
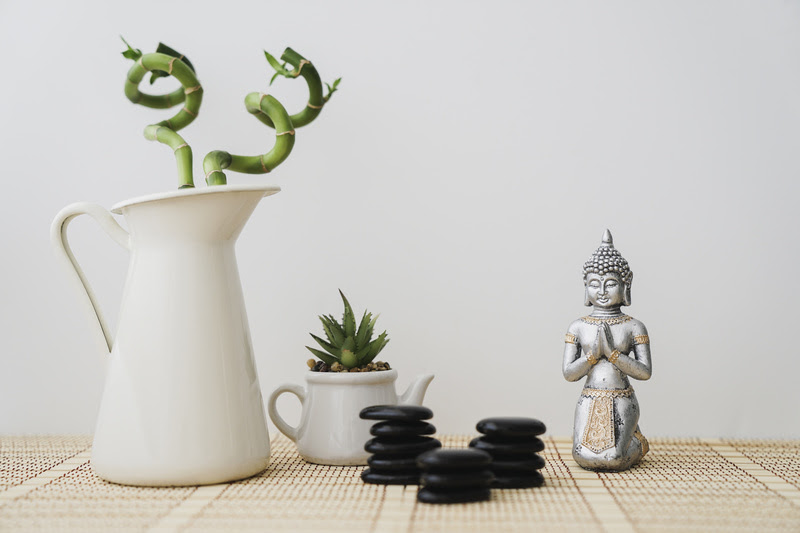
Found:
[310,333,339,357]
[306,346,338,366]
[270,72,281,86]
[324,77,341,102]
[156,42,195,71]
[264,51,289,75]
[340,290,357,338]
[149,42,195,84]
[120,35,142,61]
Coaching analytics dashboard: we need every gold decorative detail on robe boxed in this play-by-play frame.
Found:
[581,315,632,326]
[634,427,649,457]
[580,387,633,453]
[565,333,577,344]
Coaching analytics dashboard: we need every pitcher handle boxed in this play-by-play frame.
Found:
[267,384,306,442]
[51,202,131,353]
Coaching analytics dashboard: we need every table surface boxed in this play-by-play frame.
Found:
[1,435,799,532]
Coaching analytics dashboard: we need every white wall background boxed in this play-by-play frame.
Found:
[1,0,799,439]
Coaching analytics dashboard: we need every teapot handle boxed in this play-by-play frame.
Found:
[267,384,306,442]
[51,203,131,353]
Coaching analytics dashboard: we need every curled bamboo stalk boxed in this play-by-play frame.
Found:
[261,47,341,129]
[203,93,295,186]
[122,39,203,188]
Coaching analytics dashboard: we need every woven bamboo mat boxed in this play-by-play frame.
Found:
[1,435,799,532]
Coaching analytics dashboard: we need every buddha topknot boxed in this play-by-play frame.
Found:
[582,229,633,288]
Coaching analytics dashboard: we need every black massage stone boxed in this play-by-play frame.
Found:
[470,416,548,490]
[420,469,495,489]
[369,420,437,437]
[360,404,441,486]
[367,455,420,472]
[417,486,491,504]
[416,449,494,504]
[416,449,493,471]
[491,470,545,489]
[360,405,433,422]
[489,455,546,473]
[476,417,546,438]
[361,469,421,485]
[364,436,441,456]
[469,436,545,456]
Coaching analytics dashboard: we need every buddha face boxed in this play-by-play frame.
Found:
[585,272,625,309]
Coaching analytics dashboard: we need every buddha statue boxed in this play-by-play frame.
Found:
[562,230,652,471]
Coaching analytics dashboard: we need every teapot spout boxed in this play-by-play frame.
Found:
[399,374,435,406]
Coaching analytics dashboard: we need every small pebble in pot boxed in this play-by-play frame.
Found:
[306,359,316,369]
[319,363,330,372]
[331,362,343,372]
[311,361,324,372]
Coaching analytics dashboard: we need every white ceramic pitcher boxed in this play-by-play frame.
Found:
[51,184,278,486]
[268,369,434,465]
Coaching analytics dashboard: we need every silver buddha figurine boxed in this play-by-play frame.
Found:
[563,230,651,471]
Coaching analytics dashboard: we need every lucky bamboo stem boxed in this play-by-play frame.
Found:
[260,48,329,129]
[203,93,295,186]
[125,52,203,188]
[121,41,335,188]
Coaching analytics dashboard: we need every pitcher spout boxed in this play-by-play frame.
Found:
[399,374,435,406]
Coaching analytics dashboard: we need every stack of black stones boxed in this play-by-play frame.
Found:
[469,417,547,488]
[416,449,494,504]
[360,405,441,485]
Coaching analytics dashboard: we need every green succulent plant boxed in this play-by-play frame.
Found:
[306,291,389,369]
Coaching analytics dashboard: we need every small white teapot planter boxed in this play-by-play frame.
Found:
[268,369,434,465]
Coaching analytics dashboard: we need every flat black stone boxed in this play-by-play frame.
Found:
[416,449,492,471]
[420,469,494,489]
[370,421,437,437]
[361,468,420,485]
[489,455,546,473]
[360,405,433,421]
[417,486,491,504]
[491,471,545,489]
[476,417,546,438]
[469,436,545,456]
[368,455,421,472]
[364,436,441,456]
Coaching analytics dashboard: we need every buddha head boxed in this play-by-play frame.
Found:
[582,230,633,308]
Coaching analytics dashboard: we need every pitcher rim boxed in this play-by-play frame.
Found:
[111,184,281,214]
[305,368,398,385]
